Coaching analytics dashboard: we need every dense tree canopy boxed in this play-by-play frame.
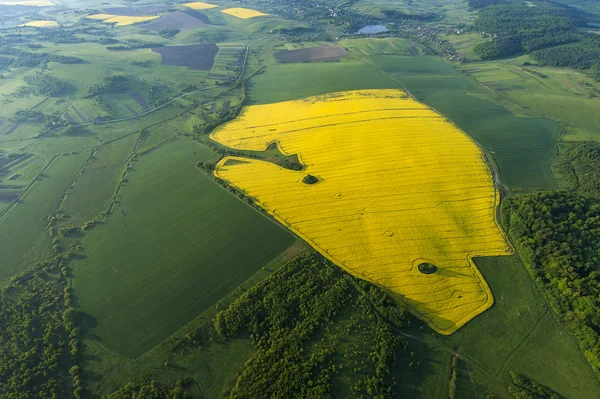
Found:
[504,191,600,373]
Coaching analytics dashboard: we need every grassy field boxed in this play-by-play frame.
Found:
[247,60,401,104]
[370,55,561,189]
[60,134,138,226]
[0,152,88,282]
[456,57,600,142]
[407,254,600,398]
[73,137,294,357]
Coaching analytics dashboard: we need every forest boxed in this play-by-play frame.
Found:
[504,191,600,374]
[472,1,586,59]
[0,259,78,399]
[174,254,412,399]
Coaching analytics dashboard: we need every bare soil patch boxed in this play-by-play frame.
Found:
[124,103,136,114]
[181,9,211,24]
[142,11,207,31]
[283,242,306,263]
[0,192,19,202]
[152,43,218,70]
[222,100,230,112]
[130,92,149,110]
[0,123,20,135]
[275,46,348,63]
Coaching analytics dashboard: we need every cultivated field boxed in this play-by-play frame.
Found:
[86,14,160,26]
[0,153,87,282]
[101,5,170,16]
[152,44,219,70]
[221,7,268,19]
[19,20,58,27]
[274,45,348,63]
[73,138,294,357]
[142,11,208,31]
[211,89,512,334]
[182,1,217,10]
[371,55,561,189]
[247,61,401,104]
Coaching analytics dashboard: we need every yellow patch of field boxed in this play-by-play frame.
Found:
[19,20,58,27]
[182,1,217,10]
[0,0,53,5]
[221,7,268,19]
[86,14,159,26]
[211,89,512,334]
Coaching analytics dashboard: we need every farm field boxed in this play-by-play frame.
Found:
[100,5,170,16]
[0,152,87,282]
[274,45,348,63]
[1,0,600,397]
[142,11,209,32]
[182,2,217,10]
[246,60,401,104]
[370,55,561,189]
[456,58,600,142]
[339,37,429,57]
[86,14,160,26]
[73,137,294,357]
[212,89,512,334]
[152,44,219,70]
[221,7,268,19]
[19,20,58,27]
[60,134,138,226]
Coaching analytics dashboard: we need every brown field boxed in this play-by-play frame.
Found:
[142,11,207,31]
[274,45,348,63]
[0,192,20,203]
[0,123,19,135]
[153,44,219,70]
[130,92,149,110]
[102,5,169,16]
[71,105,88,122]
[181,9,211,24]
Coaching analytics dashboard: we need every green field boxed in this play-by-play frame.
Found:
[247,60,401,104]
[0,152,87,282]
[60,134,138,226]
[73,137,294,357]
[456,57,600,142]
[370,55,561,189]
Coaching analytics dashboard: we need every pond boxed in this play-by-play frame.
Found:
[357,25,388,34]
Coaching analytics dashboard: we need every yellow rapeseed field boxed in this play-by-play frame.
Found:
[221,7,269,19]
[86,14,159,26]
[211,89,512,334]
[19,20,58,27]
[182,2,217,10]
